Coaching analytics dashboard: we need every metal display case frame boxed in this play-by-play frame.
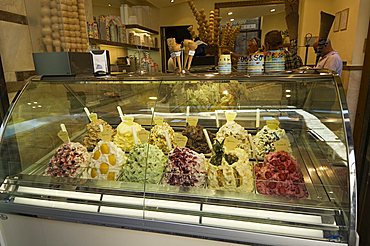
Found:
[0,71,358,246]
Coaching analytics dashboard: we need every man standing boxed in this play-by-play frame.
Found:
[313,39,343,75]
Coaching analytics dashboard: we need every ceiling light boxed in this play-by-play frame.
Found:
[171,0,174,2]
[228,12,233,15]
[108,3,112,7]
[286,94,291,98]
[230,18,235,22]
[285,89,291,93]
[149,97,158,100]
[270,8,276,12]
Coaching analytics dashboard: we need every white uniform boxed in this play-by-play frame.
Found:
[315,51,343,76]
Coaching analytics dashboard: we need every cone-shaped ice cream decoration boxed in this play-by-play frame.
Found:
[315,11,335,65]
[285,0,300,69]
[187,41,198,70]
[173,43,182,72]
[167,38,177,70]
[183,40,198,71]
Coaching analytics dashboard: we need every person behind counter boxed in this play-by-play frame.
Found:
[247,37,260,55]
[264,30,299,70]
[313,39,343,76]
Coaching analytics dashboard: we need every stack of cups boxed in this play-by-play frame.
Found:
[247,52,265,74]
[218,54,232,75]
[264,50,285,73]
[237,56,248,73]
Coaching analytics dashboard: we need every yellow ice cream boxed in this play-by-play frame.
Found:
[113,117,144,152]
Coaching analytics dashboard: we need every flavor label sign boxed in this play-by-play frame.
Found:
[57,130,70,143]
[266,119,280,130]
[225,111,237,122]
[274,138,290,152]
[186,116,198,126]
[173,133,188,148]
[224,136,239,150]
[153,116,164,125]
[138,129,150,143]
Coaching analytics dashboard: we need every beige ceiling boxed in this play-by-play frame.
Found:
[93,0,285,11]
[220,4,285,24]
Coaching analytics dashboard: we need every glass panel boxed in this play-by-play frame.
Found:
[142,77,349,243]
[0,80,162,217]
[0,75,351,244]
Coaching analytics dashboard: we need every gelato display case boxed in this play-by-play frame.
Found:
[0,72,357,246]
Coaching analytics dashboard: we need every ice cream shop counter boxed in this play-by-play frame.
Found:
[0,72,357,246]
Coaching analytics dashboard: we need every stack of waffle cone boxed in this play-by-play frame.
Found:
[187,1,222,47]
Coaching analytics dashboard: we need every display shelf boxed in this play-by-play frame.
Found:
[0,72,356,246]
[125,24,159,35]
[89,38,159,51]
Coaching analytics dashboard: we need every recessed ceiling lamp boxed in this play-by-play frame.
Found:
[108,3,112,7]
[228,12,233,15]
[171,0,174,3]
[230,18,235,22]
[270,8,276,12]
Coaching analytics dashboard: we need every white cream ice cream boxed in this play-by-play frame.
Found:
[216,120,250,151]
[120,143,167,184]
[89,141,125,181]
[208,142,254,192]
[45,142,89,177]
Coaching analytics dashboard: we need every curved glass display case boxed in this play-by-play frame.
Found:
[0,72,357,246]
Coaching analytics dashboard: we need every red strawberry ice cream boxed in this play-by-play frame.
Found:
[254,151,308,199]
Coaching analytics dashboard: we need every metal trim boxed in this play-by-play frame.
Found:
[333,75,358,245]
[0,203,347,246]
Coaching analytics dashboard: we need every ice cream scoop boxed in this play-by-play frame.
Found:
[83,115,115,151]
[45,142,89,177]
[89,141,125,181]
[113,117,144,152]
[165,147,207,187]
[254,151,308,199]
[120,143,167,184]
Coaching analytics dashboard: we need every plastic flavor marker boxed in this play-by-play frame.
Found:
[60,123,67,132]
[248,134,258,159]
[132,126,139,145]
[164,130,172,150]
[84,107,91,121]
[117,106,125,122]
[215,111,220,128]
[256,108,260,128]
[203,129,213,151]
[59,123,70,143]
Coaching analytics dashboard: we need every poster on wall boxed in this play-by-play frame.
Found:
[340,8,349,31]
[334,12,340,32]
